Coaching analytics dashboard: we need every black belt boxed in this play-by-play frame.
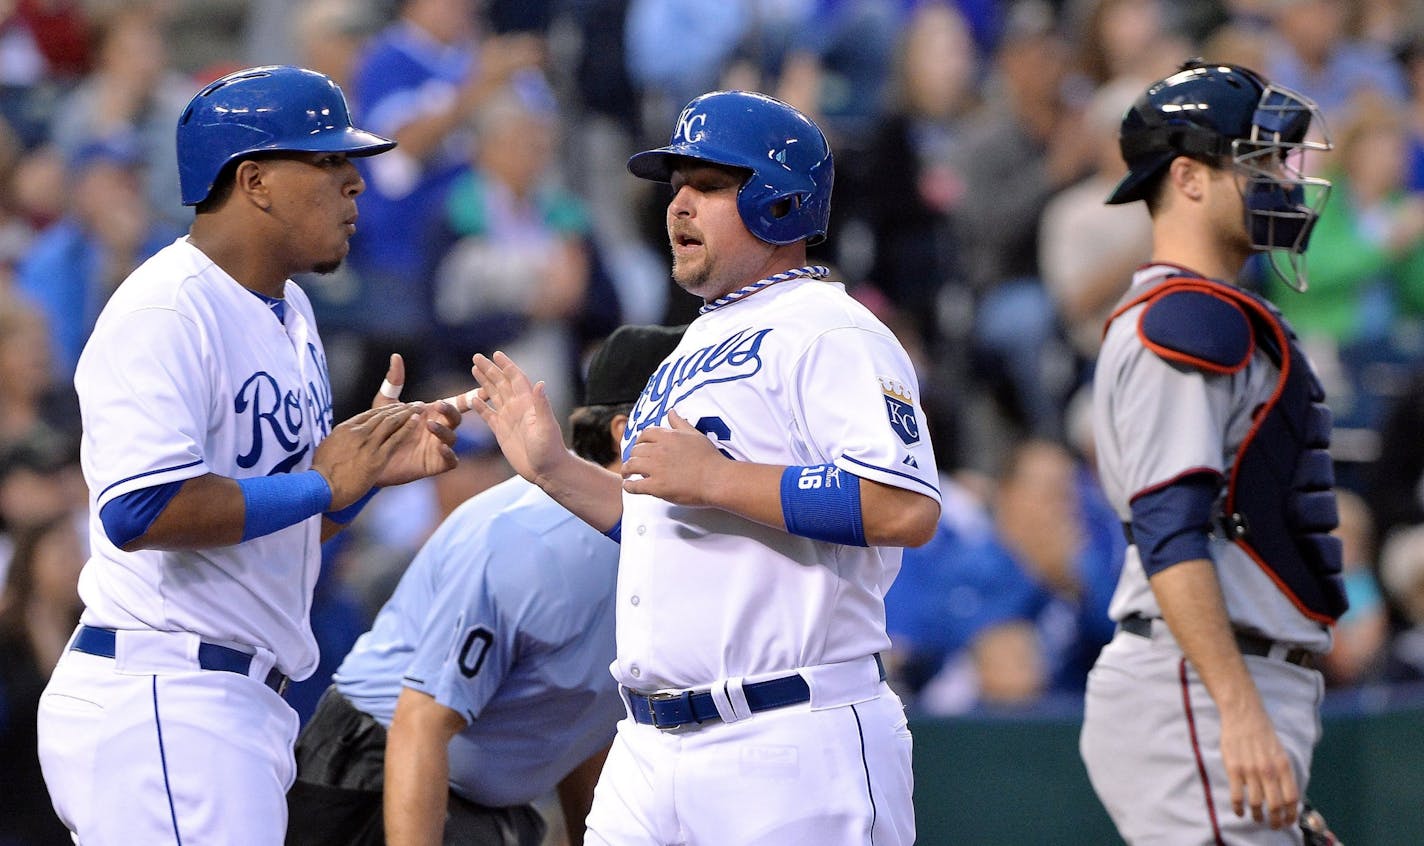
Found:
[70,625,290,695]
[627,655,886,730]
[1119,614,1314,669]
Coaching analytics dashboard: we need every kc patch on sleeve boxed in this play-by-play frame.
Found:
[878,376,920,446]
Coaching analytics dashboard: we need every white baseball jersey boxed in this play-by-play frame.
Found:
[1092,264,1331,650]
[615,275,941,691]
[74,237,335,679]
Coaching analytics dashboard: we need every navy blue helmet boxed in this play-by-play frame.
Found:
[1109,61,1331,270]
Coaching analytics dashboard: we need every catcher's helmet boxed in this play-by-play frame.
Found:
[1108,60,1331,288]
[176,65,395,206]
[628,90,834,246]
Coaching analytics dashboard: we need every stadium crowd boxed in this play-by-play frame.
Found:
[4,0,1424,841]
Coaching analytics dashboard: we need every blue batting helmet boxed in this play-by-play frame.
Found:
[176,65,395,206]
[628,90,834,246]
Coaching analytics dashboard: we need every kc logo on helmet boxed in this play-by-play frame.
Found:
[675,109,708,144]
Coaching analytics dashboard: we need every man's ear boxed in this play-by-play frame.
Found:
[610,414,629,450]
[1167,156,1209,203]
[232,159,273,210]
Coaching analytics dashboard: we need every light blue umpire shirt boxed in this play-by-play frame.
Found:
[335,475,623,808]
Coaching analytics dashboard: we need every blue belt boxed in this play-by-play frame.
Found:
[70,625,289,695]
[626,654,885,730]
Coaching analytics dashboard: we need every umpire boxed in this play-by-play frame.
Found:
[286,324,686,846]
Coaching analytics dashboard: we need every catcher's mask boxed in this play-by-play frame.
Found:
[1109,59,1332,292]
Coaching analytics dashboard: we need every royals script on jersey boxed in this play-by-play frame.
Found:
[74,238,336,679]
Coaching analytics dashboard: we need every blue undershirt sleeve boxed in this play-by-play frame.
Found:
[1129,472,1221,577]
[100,480,185,548]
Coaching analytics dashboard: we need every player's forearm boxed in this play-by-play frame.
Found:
[556,745,610,845]
[698,462,939,547]
[1149,559,1266,717]
[535,452,626,533]
[383,724,453,846]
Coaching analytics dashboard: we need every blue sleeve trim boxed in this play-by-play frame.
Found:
[238,470,333,542]
[602,520,622,544]
[1139,290,1253,373]
[99,480,185,548]
[97,459,204,502]
[838,455,940,499]
[326,487,379,524]
[1129,473,1221,577]
[780,465,867,547]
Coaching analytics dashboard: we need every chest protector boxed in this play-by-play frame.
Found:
[1113,273,1347,624]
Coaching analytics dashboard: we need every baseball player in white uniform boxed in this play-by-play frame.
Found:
[1080,61,1346,843]
[471,90,941,845]
[36,66,464,845]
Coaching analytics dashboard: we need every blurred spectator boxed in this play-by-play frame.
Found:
[624,0,749,125]
[1262,0,1407,119]
[286,0,380,90]
[433,89,618,415]
[0,0,90,148]
[1039,77,1152,363]
[0,514,85,845]
[162,0,247,76]
[953,0,1089,442]
[1402,34,1424,194]
[988,439,1122,698]
[0,293,76,454]
[1378,523,1424,683]
[1365,365,1424,550]
[16,136,179,379]
[848,0,977,352]
[345,0,544,348]
[47,2,193,227]
[886,439,1121,713]
[1069,0,1191,87]
[1321,488,1390,687]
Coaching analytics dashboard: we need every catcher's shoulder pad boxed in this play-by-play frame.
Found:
[1137,288,1253,374]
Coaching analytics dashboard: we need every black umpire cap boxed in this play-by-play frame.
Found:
[584,324,687,407]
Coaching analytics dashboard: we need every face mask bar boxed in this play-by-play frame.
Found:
[1230,83,1333,293]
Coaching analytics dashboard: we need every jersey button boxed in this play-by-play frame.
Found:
[636,525,647,536]
[630,665,641,678]
[630,595,640,606]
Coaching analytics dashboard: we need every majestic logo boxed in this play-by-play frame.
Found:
[234,346,334,474]
[674,108,708,144]
[879,376,920,446]
[622,327,773,460]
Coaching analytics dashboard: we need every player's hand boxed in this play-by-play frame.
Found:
[372,398,461,487]
[1219,700,1300,830]
[469,351,570,483]
[314,403,428,508]
[621,409,726,505]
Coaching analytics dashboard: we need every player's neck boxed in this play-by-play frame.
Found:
[186,225,287,298]
[1149,224,1248,285]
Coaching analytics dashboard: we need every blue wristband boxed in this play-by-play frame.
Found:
[602,519,622,544]
[779,464,867,547]
[237,470,333,542]
[326,486,380,524]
